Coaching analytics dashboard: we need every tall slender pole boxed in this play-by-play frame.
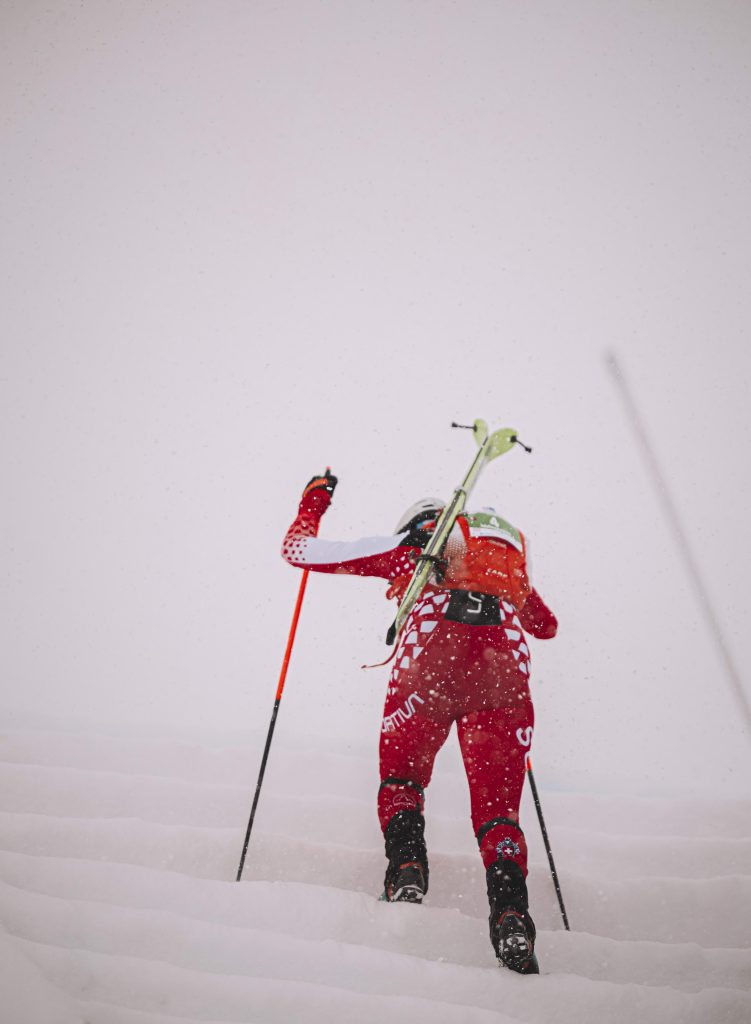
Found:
[606,352,751,737]
[526,756,570,930]
[236,568,311,881]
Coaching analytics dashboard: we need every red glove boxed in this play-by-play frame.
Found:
[518,588,558,639]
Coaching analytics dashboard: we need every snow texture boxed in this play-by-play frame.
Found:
[0,722,749,1024]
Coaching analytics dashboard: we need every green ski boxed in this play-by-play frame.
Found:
[385,419,522,646]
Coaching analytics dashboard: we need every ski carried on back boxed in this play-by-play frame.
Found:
[386,419,526,646]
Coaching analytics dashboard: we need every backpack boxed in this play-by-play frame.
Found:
[444,511,531,608]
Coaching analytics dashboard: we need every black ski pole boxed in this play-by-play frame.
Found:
[526,755,570,930]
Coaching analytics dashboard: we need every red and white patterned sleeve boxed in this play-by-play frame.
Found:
[281,489,417,580]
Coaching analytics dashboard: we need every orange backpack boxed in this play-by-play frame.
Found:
[444,511,531,608]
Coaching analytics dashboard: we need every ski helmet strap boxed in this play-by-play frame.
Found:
[476,816,525,845]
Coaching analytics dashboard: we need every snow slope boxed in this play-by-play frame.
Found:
[1,722,749,1024]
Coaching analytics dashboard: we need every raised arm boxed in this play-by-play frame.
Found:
[281,472,417,581]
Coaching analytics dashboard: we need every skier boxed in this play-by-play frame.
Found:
[281,470,557,973]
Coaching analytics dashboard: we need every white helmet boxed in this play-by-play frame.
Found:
[394,497,445,535]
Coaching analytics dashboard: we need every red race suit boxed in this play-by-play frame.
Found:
[281,487,557,876]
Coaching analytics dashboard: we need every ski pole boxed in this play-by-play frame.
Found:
[235,565,313,881]
[526,755,570,930]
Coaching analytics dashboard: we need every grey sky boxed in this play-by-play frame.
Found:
[2,1,750,797]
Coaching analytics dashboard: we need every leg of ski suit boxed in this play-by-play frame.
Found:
[378,591,533,876]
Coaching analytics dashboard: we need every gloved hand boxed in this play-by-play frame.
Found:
[302,468,338,499]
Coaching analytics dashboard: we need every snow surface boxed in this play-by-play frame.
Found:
[1,720,749,1024]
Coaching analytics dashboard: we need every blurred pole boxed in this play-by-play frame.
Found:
[606,351,751,737]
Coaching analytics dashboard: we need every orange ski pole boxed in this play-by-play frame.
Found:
[236,568,311,881]
[235,466,336,883]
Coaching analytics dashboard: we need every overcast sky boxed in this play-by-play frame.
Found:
[2,0,750,799]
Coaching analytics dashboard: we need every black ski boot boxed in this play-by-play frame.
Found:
[382,809,429,903]
[486,859,539,974]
